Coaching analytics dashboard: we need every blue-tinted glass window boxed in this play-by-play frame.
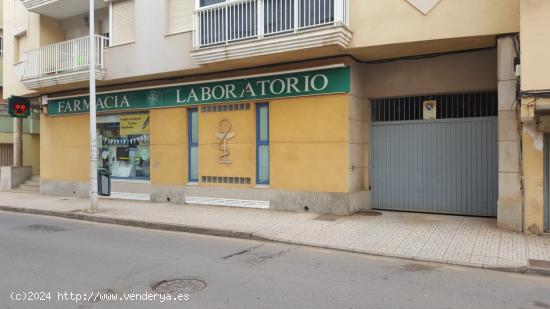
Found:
[188,108,199,182]
[256,103,269,185]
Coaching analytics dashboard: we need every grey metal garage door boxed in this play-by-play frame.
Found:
[370,92,498,217]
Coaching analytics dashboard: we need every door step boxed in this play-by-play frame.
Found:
[11,175,40,193]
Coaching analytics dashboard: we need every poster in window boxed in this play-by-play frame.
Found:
[120,114,150,136]
[423,100,437,120]
[117,147,130,161]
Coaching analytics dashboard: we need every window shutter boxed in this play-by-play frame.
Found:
[112,0,135,45]
[167,0,194,34]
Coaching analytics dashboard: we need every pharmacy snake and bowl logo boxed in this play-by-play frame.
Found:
[146,90,161,107]
[215,119,236,166]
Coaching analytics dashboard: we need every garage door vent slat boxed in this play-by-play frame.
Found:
[371,91,497,122]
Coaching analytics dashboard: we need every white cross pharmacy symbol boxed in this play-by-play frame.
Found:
[146,90,161,107]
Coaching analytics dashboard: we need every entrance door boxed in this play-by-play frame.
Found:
[370,92,498,217]
[0,143,13,166]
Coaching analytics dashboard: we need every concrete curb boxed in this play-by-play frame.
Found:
[0,205,547,277]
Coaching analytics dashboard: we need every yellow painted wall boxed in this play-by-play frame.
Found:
[519,1,550,234]
[270,94,349,193]
[40,94,351,193]
[40,108,190,184]
[522,124,545,234]
[198,106,255,188]
[23,133,40,174]
[40,114,89,181]
[520,0,550,91]
[149,107,188,185]
[350,0,519,48]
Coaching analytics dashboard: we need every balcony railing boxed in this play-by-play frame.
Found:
[15,35,108,81]
[194,0,349,48]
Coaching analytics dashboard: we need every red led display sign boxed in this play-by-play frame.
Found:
[8,96,31,118]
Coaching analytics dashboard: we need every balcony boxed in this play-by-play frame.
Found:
[191,0,351,64]
[15,35,108,90]
[20,0,107,19]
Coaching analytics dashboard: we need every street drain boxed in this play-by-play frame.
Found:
[357,210,383,217]
[18,224,67,233]
[152,279,206,295]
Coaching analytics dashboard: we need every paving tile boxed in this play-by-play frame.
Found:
[0,192,545,269]
[443,220,482,263]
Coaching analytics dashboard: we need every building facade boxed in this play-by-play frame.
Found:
[2,0,548,234]
[0,0,40,175]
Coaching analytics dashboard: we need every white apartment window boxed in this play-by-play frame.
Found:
[111,0,135,46]
[15,35,28,63]
[167,0,194,34]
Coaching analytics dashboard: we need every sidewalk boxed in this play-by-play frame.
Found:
[1,191,549,274]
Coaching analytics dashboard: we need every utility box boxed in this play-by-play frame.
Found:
[98,168,111,196]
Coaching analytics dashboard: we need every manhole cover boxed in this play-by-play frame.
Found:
[18,224,67,233]
[357,210,383,217]
[152,279,206,295]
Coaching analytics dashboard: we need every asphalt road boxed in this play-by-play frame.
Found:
[0,211,549,309]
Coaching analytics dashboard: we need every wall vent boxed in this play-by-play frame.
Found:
[185,196,270,209]
[201,103,250,113]
[201,176,251,184]
[101,192,151,201]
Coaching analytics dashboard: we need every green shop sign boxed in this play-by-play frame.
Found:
[47,67,350,116]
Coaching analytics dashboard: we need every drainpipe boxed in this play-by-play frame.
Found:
[13,118,23,167]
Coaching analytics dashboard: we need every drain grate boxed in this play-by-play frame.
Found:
[152,279,206,295]
[17,224,67,233]
[356,210,383,217]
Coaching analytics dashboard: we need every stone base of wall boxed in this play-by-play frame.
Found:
[40,180,371,216]
[0,166,33,191]
[497,199,523,232]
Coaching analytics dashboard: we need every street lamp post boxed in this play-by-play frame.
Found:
[88,0,99,212]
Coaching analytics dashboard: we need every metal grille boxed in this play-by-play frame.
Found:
[201,176,252,184]
[371,91,497,122]
[201,103,251,113]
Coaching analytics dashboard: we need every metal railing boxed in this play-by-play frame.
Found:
[194,0,349,47]
[15,35,109,80]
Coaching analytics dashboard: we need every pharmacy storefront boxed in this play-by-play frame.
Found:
[41,66,365,214]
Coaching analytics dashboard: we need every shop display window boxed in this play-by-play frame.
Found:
[97,113,150,180]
